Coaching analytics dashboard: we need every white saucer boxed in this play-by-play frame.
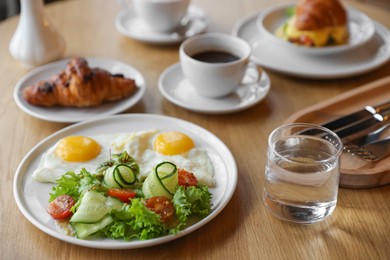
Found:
[232,12,390,79]
[115,5,209,44]
[158,63,271,114]
[13,57,146,123]
[257,4,375,55]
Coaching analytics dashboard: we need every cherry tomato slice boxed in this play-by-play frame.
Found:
[145,196,175,223]
[47,194,75,220]
[107,188,136,203]
[178,169,198,187]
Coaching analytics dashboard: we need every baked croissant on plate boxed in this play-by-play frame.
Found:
[276,0,349,47]
[23,58,138,107]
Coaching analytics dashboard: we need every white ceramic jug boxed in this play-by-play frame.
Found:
[9,0,65,67]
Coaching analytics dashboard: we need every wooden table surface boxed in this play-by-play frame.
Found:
[1,0,389,259]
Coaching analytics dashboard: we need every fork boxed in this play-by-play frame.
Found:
[344,137,390,162]
[353,123,390,146]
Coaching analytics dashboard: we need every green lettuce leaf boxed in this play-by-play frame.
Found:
[106,198,167,240]
[172,185,212,229]
[49,168,102,202]
[286,6,295,17]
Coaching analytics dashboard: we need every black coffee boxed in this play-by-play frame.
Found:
[191,50,239,63]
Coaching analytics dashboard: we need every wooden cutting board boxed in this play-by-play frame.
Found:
[284,76,390,188]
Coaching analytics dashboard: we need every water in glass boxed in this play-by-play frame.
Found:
[264,135,340,224]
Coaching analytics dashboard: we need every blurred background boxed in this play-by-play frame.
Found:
[0,0,65,21]
[0,0,389,22]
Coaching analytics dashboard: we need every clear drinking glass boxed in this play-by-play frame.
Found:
[263,123,343,224]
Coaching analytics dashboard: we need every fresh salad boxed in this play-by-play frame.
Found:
[47,151,212,240]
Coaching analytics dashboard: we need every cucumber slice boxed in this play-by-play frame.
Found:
[70,191,110,223]
[104,164,136,188]
[103,166,121,188]
[142,161,178,199]
[157,162,178,193]
[71,215,114,239]
[113,164,136,188]
[142,178,153,198]
[106,196,123,211]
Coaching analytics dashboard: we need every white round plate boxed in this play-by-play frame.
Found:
[158,63,270,114]
[257,3,375,55]
[115,5,209,44]
[13,114,237,249]
[13,57,146,123]
[232,12,390,79]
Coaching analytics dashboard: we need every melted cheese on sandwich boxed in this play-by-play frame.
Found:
[276,16,348,47]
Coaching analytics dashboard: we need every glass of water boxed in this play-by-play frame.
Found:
[263,123,343,224]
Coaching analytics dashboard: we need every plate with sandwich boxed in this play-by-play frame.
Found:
[257,0,375,55]
[232,5,390,79]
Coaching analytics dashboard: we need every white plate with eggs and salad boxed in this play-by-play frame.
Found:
[13,114,237,249]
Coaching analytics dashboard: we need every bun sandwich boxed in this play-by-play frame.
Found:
[276,0,349,47]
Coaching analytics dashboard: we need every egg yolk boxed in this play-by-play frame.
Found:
[154,132,195,155]
[55,136,101,162]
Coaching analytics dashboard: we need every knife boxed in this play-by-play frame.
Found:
[300,107,390,143]
[322,100,390,132]
[333,113,389,143]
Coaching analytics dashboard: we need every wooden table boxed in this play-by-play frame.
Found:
[1,0,389,259]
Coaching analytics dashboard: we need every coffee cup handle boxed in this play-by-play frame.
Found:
[241,61,260,86]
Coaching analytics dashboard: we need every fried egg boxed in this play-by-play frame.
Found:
[33,135,112,183]
[33,129,215,187]
[113,129,215,187]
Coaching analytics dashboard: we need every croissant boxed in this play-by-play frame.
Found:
[23,58,138,107]
[295,0,347,31]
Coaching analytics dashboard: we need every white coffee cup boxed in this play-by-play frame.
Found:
[180,33,256,98]
[132,0,190,33]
